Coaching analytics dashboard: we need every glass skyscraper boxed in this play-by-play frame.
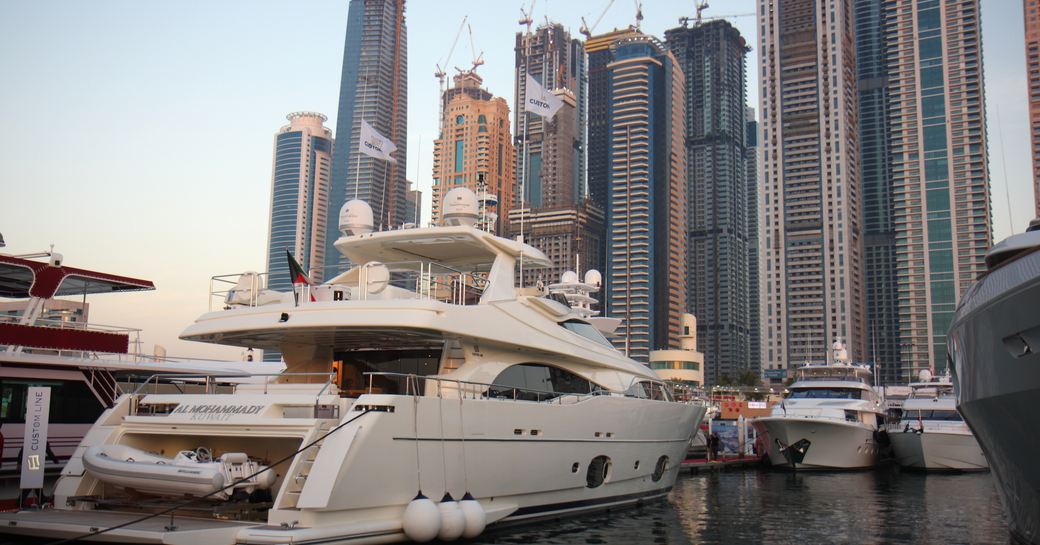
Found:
[326,0,407,278]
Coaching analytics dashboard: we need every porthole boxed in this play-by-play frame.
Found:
[571,462,580,473]
[586,455,612,488]
[651,455,668,482]
[634,460,640,470]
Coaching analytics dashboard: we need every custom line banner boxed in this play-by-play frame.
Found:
[20,386,51,489]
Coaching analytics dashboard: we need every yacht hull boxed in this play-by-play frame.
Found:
[754,417,878,470]
[0,393,705,544]
[951,249,1040,545]
[889,430,988,471]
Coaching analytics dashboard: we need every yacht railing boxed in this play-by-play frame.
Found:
[126,372,338,417]
[0,314,144,360]
[364,371,614,404]
[209,260,490,311]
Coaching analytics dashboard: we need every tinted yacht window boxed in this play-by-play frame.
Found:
[489,363,599,401]
[561,320,613,348]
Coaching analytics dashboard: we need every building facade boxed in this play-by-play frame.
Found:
[666,20,753,386]
[602,33,688,362]
[327,0,407,278]
[507,202,605,289]
[758,0,866,373]
[746,107,762,380]
[1026,0,1040,218]
[266,112,333,290]
[514,24,586,208]
[881,0,991,379]
[431,71,514,235]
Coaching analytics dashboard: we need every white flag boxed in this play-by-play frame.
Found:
[359,119,397,163]
[524,74,564,119]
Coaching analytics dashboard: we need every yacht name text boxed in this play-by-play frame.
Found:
[170,404,266,421]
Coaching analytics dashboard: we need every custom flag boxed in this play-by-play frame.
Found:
[359,119,398,163]
[286,250,315,303]
[524,74,564,119]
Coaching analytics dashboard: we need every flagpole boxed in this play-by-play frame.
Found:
[519,88,528,288]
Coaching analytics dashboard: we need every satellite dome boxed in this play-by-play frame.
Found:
[584,269,602,288]
[441,187,479,227]
[560,270,579,284]
[918,369,933,382]
[339,199,374,236]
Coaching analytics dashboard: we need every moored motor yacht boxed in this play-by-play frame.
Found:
[887,371,987,471]
[0,248,283,505]
[751,339,886,470]
[950,218,1040,544]
[0,189,706,544]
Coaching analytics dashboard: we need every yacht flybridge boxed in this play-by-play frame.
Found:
[0,188,706,544]
[751,339,886,470]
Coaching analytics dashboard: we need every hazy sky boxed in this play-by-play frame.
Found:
[0,0,1032,360]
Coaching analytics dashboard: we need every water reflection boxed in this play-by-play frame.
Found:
[478,468,1008,545]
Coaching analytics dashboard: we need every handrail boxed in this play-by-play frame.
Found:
[129,371,335,396]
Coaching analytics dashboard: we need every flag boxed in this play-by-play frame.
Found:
[524,74,564,119]
[286,249,315,303]
[359,119,397,163]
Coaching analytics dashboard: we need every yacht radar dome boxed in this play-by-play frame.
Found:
[560,270,579,284]
[441,187,480,227]
[918,369,933,382]
[339,199,374,236]
[584,269,602,289]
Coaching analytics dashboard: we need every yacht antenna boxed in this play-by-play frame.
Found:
[995,103,1015,233]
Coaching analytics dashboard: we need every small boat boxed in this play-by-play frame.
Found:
[887,371,987,471]
[82,444,276,500]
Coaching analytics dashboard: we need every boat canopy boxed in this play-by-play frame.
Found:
[0,255,154,299]
[332,226,552,271]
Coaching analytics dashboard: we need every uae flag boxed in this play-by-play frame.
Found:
[286,250,315,303]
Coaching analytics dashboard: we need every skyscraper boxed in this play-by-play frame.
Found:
[327,0,407,277]
[601,33,688,362]
[1026,0,1040,218]
[514,24,586,208]
[666,20,752,385]
[856,0,900,382]
[746,107,762,379]
[266,112,334,290]
[431,71,514,234]
[880,0,992,379]
[758,0,866,373]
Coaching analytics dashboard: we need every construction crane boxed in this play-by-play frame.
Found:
[678,0,753,27]
[579,0,615,39]
[634,0,643,31]
[434,16,467,91]
[460,23,484,74]
[519,0,537,34]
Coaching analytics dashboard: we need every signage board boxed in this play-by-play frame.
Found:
[20,386,51,490]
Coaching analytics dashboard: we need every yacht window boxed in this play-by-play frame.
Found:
[334,348,442,397]
[488,363,600,401]
[561,320,613,348]
[626,380,674,401]
[0,379,103,424]
[902,409,963,422]
[787,388,863,400]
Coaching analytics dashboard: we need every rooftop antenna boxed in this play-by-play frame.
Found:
[579,0,615,38]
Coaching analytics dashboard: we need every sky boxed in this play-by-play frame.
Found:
[0,0,1033,360]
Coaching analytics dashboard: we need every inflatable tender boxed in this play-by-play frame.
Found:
[82,445,276,500]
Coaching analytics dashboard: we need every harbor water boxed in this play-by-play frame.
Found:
[477,467,1008,545]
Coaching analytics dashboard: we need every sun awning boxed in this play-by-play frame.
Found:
[0,255,155,299]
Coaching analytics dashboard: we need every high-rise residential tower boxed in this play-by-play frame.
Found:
[586,28,640,212]
[514,24,586,208]
[326,0,407,277]
[666,20,752,385]
[1026,0,1040,218]
[880,0,991,380]
[266,112,334,290]
[758,0,866,373]
[431,71,514,234]
[601,33,687,363]
[746,107,761,379]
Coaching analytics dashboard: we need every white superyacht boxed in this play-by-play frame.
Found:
[0,189,706,544]
[888,370,987,471]
[752,339,886,470]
